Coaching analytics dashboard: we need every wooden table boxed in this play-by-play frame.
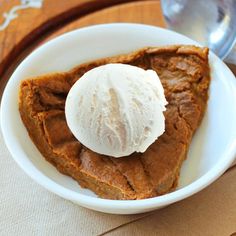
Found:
[0,1,236,235]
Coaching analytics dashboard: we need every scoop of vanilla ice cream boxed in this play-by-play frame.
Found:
[65,63,167,157]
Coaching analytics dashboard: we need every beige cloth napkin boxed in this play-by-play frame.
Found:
[1,127,236,236]
[0,130,147,235]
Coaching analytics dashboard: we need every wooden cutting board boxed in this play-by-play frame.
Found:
[0,0,153,92]
[0,0,144,76]
[0,0,160,93]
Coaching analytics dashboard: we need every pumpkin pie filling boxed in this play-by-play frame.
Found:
[19,45,210,200]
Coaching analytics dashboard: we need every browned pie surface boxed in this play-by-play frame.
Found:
[19,45,210,200]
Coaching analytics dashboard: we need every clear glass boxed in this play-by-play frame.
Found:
[161,0,236,64]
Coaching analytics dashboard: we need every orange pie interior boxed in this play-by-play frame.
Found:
[19,45,210,200]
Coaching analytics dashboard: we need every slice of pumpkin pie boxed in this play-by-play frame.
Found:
[19,45,210,200]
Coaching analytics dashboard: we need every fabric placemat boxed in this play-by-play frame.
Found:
[0,129,149,235]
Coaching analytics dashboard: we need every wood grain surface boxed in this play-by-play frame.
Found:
[44,0,165,41]
[0,0,147,79]
[0,0,164,94]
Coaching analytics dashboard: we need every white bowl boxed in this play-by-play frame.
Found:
[1,23,236,214]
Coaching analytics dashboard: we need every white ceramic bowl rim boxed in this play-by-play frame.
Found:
[1,23,236,212]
